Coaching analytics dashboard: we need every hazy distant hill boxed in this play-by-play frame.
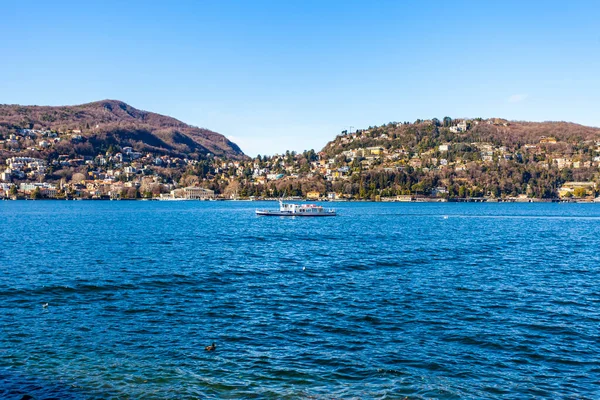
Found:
[0,100,244,159]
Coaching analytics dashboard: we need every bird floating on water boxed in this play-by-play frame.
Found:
[205,342,216,351]
[42,303,49,309]
[302,266,306,271]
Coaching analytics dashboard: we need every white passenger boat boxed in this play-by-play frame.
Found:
[256,200,336,217]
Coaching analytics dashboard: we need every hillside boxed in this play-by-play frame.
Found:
[322,118,600,157]
[307,117,600,199]
[3,113,600,201]
[0,100,244,159]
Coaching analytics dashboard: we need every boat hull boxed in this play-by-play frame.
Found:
[256,210,336,217]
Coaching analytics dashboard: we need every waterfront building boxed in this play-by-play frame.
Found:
[167,186,215,200]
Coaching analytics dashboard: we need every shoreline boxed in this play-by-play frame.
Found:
[2,197,598,203]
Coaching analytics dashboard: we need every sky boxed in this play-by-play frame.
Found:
[1,1,599,156]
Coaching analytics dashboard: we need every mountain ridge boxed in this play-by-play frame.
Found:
[0,100,245,159]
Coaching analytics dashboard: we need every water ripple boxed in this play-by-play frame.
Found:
[1,201,599,399]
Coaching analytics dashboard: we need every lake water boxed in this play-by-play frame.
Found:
[1,201,599,399]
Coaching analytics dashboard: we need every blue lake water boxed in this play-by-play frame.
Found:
[1,201,599,399]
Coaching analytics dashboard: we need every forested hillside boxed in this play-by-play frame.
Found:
[0,100,244,159]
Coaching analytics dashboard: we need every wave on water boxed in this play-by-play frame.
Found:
[1,201,599,398]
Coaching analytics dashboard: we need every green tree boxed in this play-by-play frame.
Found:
[491,185,501,198]
[9,185,18,196]
[573,187,587,197]
[31,187,42,200]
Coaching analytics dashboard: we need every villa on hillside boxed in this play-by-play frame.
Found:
[558,181,596,198]
[306,191,321,200]
[162,186,215,200]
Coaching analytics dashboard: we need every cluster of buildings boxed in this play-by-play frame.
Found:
[2,118,600,201]
[0,126,216,198]
[2,157,47,181]
[0,128,67,151]
[0,171,218,200]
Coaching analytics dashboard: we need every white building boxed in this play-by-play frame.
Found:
[1,169,11,182]
[449,121,468,133]
[168,186,215,200]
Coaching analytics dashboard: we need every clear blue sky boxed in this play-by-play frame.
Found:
[1,1,599,156]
